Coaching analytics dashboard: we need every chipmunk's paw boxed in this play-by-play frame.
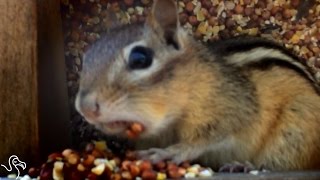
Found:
[219,161,256,173]
[137,148,175,163]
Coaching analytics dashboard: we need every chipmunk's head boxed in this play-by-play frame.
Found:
[76,0,192,138]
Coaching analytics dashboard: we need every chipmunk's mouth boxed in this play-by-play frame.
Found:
[100,120,145,138]
[105,121,132,128]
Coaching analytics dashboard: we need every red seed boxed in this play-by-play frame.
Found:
[141,170,157,180]
[234,4,244,14]
[139,161,153,172]
[131,123,143,134]
[185,2,195,13]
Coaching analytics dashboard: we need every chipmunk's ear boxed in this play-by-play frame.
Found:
[147,0,180,49]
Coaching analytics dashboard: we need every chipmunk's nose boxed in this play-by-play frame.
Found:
[75,91,101,120]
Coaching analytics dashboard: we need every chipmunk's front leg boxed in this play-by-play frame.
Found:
[137,143,206,164]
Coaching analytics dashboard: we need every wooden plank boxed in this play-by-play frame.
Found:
[0,0,38,175]
[204,171,320,180]
[37,0,71,160]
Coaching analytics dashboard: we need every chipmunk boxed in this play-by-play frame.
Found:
[75,0,320,171]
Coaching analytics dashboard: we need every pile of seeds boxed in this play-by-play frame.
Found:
[23,141,214,180]
[60,0,320,147]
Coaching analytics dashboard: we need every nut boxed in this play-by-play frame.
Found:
[39,163,53,180]
[28,167,40,178]
[53,161,64,180]
[141,170,157,180]
[82,154,95,166]
[122,160,132,170]
[131,123,143,133]
[139,161,152,172]
[129,164,141,177]
[185,2,194,13]
[48,153,63,161]
[66,153,80,165]
[168,169,183,179]
[77,164,86,172]
[121,171,132,180]
[234,4,244,14]
[156,172,167,180]
[62,149,73,157]
[91,149,104,158]
[91,163,105,175]
[154,161,166,170]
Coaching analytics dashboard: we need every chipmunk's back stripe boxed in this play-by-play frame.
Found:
[224,47,320,94]
[225,47,293,66]
[210,37,298,61]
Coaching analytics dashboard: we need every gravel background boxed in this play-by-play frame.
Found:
[59,0,320,151]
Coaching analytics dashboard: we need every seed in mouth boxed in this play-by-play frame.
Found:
[126,122,144,139]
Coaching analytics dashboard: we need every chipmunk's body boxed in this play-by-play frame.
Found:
[76,0,320,171]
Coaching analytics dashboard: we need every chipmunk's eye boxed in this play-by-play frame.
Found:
[128,46,153,70]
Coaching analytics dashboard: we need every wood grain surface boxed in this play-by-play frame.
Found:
[0,0,38,175]
[0,0,71,175]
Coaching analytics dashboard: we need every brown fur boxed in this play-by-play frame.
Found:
[76,0,320,170]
